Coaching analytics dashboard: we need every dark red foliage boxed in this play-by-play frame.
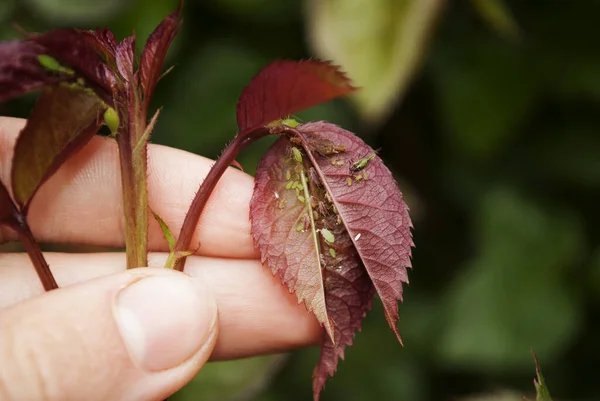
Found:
[11,84,104,213]
[301,122,414,343]
[138,7,182,105]
[116,35,136,82]
[236,60,356,135]
[32,29,116,94]
[250,121,413,400]
[0,41,60,103]
[77,28,118,65]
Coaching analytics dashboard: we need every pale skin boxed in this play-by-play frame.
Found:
[0,117,321,400]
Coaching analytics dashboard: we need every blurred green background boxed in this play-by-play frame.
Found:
[2,0,599,400]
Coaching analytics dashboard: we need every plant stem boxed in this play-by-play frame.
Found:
[172,131,266,271]
[14,216,58,291]
[117,98,149,269]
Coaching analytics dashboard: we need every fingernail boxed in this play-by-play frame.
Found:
[114,273,217,372]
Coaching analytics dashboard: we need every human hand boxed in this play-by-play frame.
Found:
[0,117,320,401]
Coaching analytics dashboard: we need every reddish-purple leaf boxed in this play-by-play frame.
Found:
[312,223,375,400]
[251,137,335,340]
[76,28,118,66]
[138,6,182,104]
[32,29,116,94]
[236,60,356,134]
[116,35,136,83]
[300,122,414,342]
[250,121,413,400]
[11,84,104,213]
[0,41,61,103]
[0,180,19,227]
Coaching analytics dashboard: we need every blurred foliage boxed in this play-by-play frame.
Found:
[2,0,600,400]
[469,0,519,41]
[307,0,444,124]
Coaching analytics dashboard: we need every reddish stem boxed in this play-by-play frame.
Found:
[173,130,266,271]
[14,216,58,291]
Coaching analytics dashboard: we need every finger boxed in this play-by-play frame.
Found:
[0,268,218,401]
[0,116,258,259]
[0,252,322,360]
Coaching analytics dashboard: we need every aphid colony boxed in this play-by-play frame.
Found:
[281,141,343,266]
[278,133,376,272]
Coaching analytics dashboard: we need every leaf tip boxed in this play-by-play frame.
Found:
[236,59,357,133]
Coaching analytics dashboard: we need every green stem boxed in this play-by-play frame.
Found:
[117,97,149,269]
[15,216,58,291]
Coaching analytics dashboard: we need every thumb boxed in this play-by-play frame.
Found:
[0,267,218,401]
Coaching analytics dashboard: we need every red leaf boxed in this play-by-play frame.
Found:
[250,121,413,400]
[300,122,414,343]
[236,60,356,134]
[76,28,118,65]
[251,137,335,340]
[77,28,134,84]
[312,224,375,400]
[0,41,60,103]
[116,35,136,82]
[32,29,116,94]
[11,84,104,212]
[138,6,182,104]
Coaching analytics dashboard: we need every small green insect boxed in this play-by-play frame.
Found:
[103,107,120,136]
[297,195,305,203]
[281,117,300,128]
[320,228,335,244]
[285,170,291,180]
[38,55,74,75]
[291,147,303,163]
[329,248,337,258]
[350,152,376,172]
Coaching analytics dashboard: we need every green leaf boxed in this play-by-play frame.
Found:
[439,188,583,369]
[531,350,552,401]
[151,208,191,269]
[11,83,104,213]
[470,0,520,40]
[306,0,444,124]
[150,209,176,252]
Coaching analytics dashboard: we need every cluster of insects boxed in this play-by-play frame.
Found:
[271,117,379,273]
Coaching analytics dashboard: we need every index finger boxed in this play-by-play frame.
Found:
[0,117,258,259]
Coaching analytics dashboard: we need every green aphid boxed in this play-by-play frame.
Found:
[297,183,304,191]
[38,55,74,75]
[297,195,305,203]
[291,147,303,163]
[285,181,293,190]
[291,181,299,189]
[281,117,300,128]
[103,107,120,135]
[320,228,335,244]
[350,152,376,172]
[329,248,337,258]
[297,224,304,232]
[285,170,291,180]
